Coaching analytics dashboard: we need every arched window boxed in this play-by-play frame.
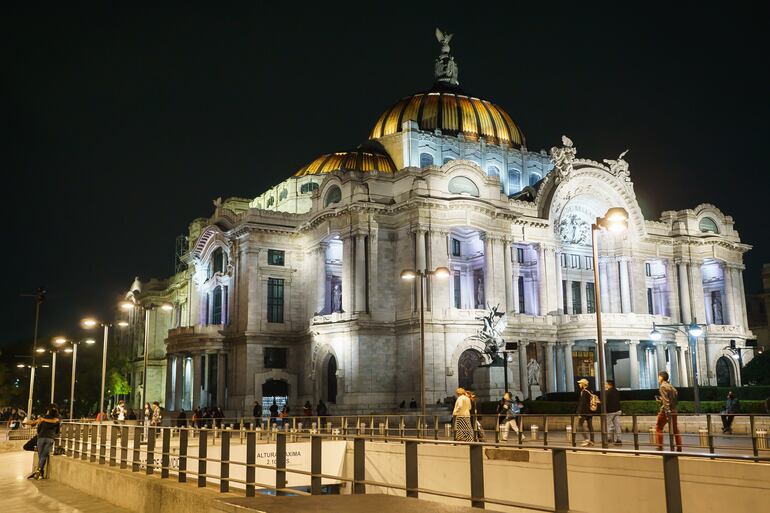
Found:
[448,176,480,197]
[508,168,521,192]
[529,172,542,186]
[487,165,500,177]
[324,185,342,207]
[419,153,434,167]
[209,247,226,278]
[443,156,455,165]
[300,182,319,194]
[699,217,719,234]
[279,188,288,201]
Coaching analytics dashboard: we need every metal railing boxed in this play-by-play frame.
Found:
[55,417,770,513]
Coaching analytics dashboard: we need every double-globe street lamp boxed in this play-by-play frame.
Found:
[51,336,96,419]
[118,300,173,411]
[649,320,705,413]
[590,207,629,446]
[400,266,450,422]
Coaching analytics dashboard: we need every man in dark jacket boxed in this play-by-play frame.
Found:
[655,371,682,451]
[720,391,741,434]
[253,400,263,427]
[605,380,622,445]
[27,404,60,480]
[576,378,595,446]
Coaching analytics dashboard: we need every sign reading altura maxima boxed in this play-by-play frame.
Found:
[122,29,755,416]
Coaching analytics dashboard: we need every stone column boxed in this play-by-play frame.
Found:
[538,245,548,316]
[655,343,667,377]
[316,242,327,315]
[203,353,210,407]
[599,259,610,313]
[619,258,632,313]
[518,342,528,398]
[504,240,514,313]
[564,342,575,392]
[736,267,750,330]
[677,346,689,387]
[174,354,184,412]
[555,251,564,314]
[678,261,692,324]
[564,279,573,315]
[545,342,557,393]
[627,341,640,389]
[165,357,174,411]
[689,261,707,325]
[483,235,495,309]
[556,344,566,392]
[669,344,680,387]
[512,266,520,314]
[723,263,736,325]
[368,222,379,314]
[341,235,354,314]
[606,258,620,313]
[192,352,202,409]
[216,352,227,408]
[579,280,588,315]
[666,260,680,321]
[355,234,367,313]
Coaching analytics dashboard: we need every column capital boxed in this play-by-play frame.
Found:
[409,224,429,235]
[626,340,640,346]
[560,340,575,348]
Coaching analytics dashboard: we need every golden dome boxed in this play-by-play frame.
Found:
[369,88,525,148]
[294,149,397,176]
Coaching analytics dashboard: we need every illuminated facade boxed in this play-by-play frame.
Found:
[131,33,754,414]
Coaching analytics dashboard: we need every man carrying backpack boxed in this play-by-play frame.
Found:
[576,378,597,446]
[655,371,682,451]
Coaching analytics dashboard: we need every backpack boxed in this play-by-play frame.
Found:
[588,391,601,412]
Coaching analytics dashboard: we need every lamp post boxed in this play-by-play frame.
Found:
[400,266,450,421]
[35,345,61,404]
[650,320,705,413]
[591,207,629,446]
[54,337,95,420]
[21,287,46,417]
[119,301,173,411]
[81,317,129,422]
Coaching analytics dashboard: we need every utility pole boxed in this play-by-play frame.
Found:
[21,287,46,417]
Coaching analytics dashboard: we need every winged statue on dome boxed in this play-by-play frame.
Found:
[435,27,453,54]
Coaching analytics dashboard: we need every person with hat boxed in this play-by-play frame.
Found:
[576,378,595,446]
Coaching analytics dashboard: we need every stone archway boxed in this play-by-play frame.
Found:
[325,354,338,404]
[716,356,736,387]
[458,349,483,390]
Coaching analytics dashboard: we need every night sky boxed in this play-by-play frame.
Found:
[3,3,769,350]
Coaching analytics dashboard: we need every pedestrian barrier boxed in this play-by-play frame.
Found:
[757,430,768,450]
[698,428,709,447]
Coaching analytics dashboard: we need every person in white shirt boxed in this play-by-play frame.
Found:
[452,387,473,441]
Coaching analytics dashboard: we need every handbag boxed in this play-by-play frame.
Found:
[23,435,37,452]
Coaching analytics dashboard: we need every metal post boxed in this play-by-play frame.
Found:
[470,444,485,508]
[662,454,683,513]
[120,426,128,469]
[142,308,150,411]
[591,226,608,424]
[26,294,42,417]
[81,422,89,460]
[276,432,287,495]
[311,435,322,495]
[99,324,109,421]
[405,440,418,498]
[419,272,426,420]
[146,427,155,475]
[90,424,97,462]
[246,431,255,497]
[353,437,366,494]
[50,351,57,403]
[552,448,570,513]
[161,428,171,478]
[178,429,188,483]
[132,425,142,471]
[688,332,701,414]
[69,343,78,420]
[109,425,117,466]
[503,352,509,394]
[220,430,230,492]
[198,429,207,487]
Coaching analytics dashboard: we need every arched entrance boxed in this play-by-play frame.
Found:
[458,349,483,390]
[326,355,337,404]
[716,356,735,387]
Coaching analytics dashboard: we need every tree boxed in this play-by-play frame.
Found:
[742,351,770,385]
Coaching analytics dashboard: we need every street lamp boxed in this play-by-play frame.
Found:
[649,319,706,413]
[591,207,629,445]
[20,288,46,417]
[81,316,129,422]
[400,266,450,421]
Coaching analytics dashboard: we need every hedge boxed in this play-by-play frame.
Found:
[543,386,770,402]
[480,400,769,416]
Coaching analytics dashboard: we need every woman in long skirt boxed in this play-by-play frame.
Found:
[453,387,474,441]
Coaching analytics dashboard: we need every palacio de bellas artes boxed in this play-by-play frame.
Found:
[118,30,755,417]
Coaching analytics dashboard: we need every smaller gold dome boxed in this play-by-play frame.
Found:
[294,149,397,176]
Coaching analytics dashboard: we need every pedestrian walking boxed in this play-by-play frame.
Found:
[576,378,596,446]
[112,400,126,423]
[605,380,622,445]
[498,392,525,441]
[150,401,163,426]
[452,387,473,441]
[253,400,263,426]
[465,390,484,441]
[655,371,683,451]
[27,404,61,480]
[720,391,741,434]
[269,400,279,425]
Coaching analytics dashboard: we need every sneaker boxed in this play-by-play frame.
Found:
[520,435,526,440]
[580,440,591,447]
[27,470,39,480]
[36,472,43,480]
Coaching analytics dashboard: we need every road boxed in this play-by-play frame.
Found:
[0,450,131,513]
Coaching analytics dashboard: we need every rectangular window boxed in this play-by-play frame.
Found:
[572,281,582,314]
[562,280,568,313]
[451,238,461,257]
[516,247,524,264]
[586,283,595,314]
[453,272,462,309]
[264,347,288,369]
[647,287,654,315]
[518,276,526,313]
[560,253,568,267]
[645,262,652,277]
[267,278,285,323]
[571,255,580,269]
[268,249,285,266]
[585,256,594,270]
[212,287,223,324]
